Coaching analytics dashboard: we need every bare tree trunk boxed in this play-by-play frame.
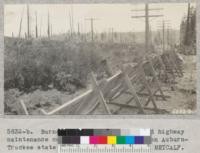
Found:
[185,3,191,46]
[35,11,38,38]
[47,12,50,39]
[27,4,30,38]
[18,8,24,38]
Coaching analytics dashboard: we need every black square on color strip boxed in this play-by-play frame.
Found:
[80,129,94,136]
[58,129,67,136]
[66,129,81,136]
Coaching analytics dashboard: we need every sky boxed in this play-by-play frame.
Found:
[4,3,196,37]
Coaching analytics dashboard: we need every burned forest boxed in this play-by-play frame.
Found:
[4,3,196,115]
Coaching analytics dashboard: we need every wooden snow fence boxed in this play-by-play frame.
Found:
[20,51,183,115]
[39,57,171,115]
[161,50,184,79]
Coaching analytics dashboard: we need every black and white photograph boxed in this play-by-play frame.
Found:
[4,2,196,115]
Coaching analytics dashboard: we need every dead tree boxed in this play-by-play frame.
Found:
[184,3,191,46]
[35,12,38,38]
[18,8,24,38]
[26,4,30,38]
[47,12,50,38]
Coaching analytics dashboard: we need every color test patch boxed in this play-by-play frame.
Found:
[117,136,126,144]
[107,136,116,144]
[90,136,98,144]
[80,136,89,144]
[98,136,107,144]
[126,136,135,144]
[135,136,144,144]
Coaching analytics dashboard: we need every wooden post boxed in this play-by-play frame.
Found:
[138,62,158,112]
[120,64,145,114]
[90,72,111,114]
[158,56,168,78]
[168,53,183,77]
[103,59,113,77]
[146,57,166,100]
[20,100,29,115]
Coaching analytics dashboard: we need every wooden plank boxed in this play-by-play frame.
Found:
[84,101,100,115]
[73,90,98,114]
[41,71,122,115]
[104,60,113,77]
[113,97,135,114]
[169,52,183,77]
[20,100,29,115]
[110,102,169,114]
[40,89,93,115]
[138,62,158,112]
[107,83,126,101]
[90,72,111,114]
[157,56,172,83]
[146,58,166,100]
[125,91,170,99]
[162,55,176,79]
[100,71,124,97]
[120,64,145,114]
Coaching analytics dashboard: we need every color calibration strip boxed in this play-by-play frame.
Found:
[57,129,151,145]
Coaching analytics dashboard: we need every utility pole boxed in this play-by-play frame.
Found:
[27,4,30,38]
[85,18,98,42]
[131,4,163,53]
[157,20,171,52]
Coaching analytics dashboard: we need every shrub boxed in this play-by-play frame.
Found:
[4,38,103,93]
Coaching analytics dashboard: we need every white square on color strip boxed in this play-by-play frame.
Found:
[140,129,150,136]
[80,136,89,144]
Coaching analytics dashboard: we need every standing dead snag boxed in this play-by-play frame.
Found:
[35,11,38,38]
[26,4,30,38]
[47,12,50,39]
[18,7,24,38]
